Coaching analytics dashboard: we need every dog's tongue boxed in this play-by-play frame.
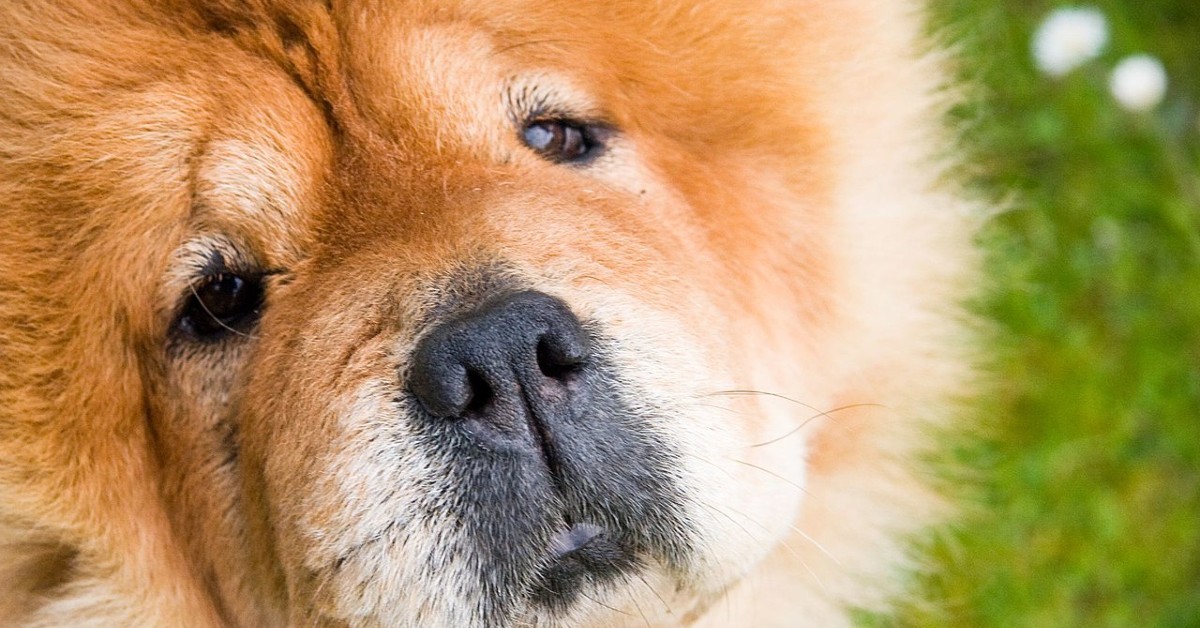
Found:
[548,523,603,559]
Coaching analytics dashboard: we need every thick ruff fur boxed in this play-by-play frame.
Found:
[0,1,974,626]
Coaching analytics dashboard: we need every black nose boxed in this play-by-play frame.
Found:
[409,291,589,426]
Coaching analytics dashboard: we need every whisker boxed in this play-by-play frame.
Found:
[580,592,635,618]
[700,390,884,447]
[685,451,744,486]
[693,500,763,549]
[775,536,827,592]
[704,389,882,419]
[725,457,841,520]
[633,572,673,617]
[701,389,821,409]
[723,505,827,593]
[625,588,652,628]
[788,524,842,567]
[752,404,883,448]
[728,458,812,498]
[678,580,738,627]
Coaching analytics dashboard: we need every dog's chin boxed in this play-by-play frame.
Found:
[306,452,687,626]
[471,520,642,621]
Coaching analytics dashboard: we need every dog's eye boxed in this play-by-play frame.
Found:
[521,119,600,163]
[178,272,264,340]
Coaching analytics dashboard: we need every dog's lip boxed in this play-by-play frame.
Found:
[531,522,634,608]
[548,522,604,559]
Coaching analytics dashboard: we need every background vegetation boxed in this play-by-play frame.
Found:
[870,2,1200,626]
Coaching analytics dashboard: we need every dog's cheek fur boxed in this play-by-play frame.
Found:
[0,16,222,624]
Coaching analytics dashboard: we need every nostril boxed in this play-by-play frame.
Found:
[536,336,584,381]
[463,369,494,416]
[410,359,472,418]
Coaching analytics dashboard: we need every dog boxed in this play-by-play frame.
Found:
[0,0,974,625]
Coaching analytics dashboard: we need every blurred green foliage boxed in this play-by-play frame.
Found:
[865,1,1200,626]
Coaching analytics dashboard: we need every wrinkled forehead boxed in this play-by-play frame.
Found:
[180,0,854,247]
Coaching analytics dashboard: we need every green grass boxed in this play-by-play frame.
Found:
[866,2,1200,626]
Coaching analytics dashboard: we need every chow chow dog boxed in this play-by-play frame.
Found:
[0,0,974,625]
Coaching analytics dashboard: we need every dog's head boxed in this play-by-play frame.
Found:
[0,1,969,625]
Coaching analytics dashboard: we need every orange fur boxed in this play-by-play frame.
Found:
[0,1,975,626]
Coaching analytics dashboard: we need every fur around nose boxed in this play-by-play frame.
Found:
[409,291,589,421]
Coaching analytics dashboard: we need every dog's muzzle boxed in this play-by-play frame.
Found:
[400,287,690,613]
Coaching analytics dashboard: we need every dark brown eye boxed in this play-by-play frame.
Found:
[178,272,264,340]
[520,119,599,163]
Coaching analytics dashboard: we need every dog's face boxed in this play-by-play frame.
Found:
[0,0,966,626]
[147,3,840,624]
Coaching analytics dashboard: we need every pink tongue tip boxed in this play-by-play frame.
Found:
[549,523,603,558]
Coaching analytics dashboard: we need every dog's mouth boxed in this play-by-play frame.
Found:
[531,522,635,608]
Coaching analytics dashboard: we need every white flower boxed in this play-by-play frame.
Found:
[1032,7,1109,77]
[1109,54,1168,112]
